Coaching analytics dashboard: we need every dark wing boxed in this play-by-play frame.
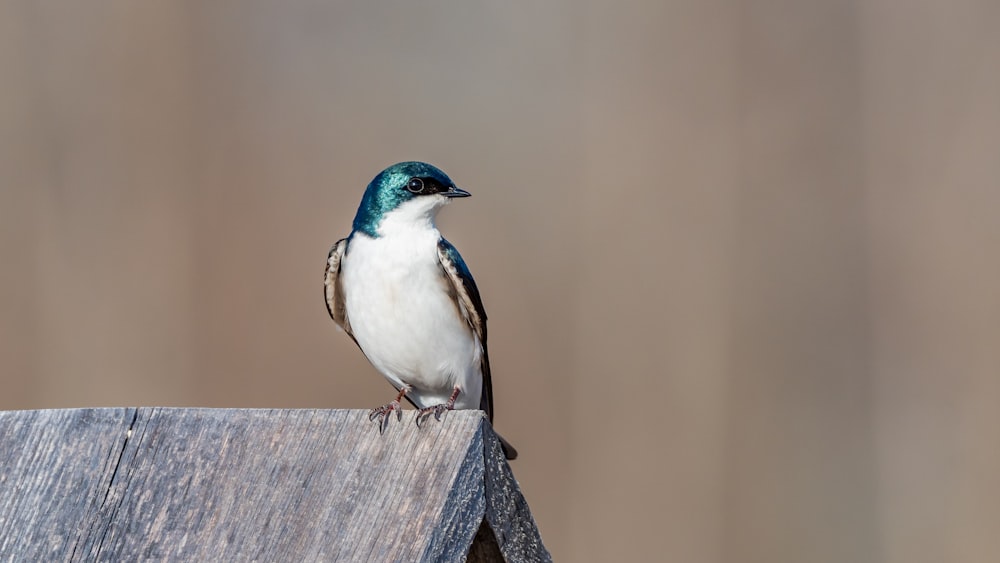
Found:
[436,238,494,421]
[324,238,357,345]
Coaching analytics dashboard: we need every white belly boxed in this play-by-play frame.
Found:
[341,231,483,409]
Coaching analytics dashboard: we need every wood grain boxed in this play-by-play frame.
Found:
[0,408,549,562]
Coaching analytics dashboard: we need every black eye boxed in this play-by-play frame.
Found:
[406,178,425,193]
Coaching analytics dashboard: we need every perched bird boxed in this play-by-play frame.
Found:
[325,162,517,460]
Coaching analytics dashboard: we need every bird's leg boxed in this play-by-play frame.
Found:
[369,385,410,434]
[415,386,461,428]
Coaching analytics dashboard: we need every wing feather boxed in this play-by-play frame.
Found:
[437,239,494,421]
[324,238,356,344]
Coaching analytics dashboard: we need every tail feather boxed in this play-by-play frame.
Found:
[497,432,518,460]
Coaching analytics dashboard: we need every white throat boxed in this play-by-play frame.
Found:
[376,195,450,237]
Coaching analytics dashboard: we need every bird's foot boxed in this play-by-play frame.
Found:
[368,401,403,434]
[415,386,461,428]
[415,403,452,428]
[370,385,411,434]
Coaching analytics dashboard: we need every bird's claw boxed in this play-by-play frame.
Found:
[415,404,452,428]
[369,400,403,434]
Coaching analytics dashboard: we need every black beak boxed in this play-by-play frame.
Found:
[444,186,471,198]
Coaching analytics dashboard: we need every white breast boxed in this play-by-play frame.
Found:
[340,214,483,410]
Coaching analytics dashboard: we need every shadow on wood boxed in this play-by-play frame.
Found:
[0,408,549,562]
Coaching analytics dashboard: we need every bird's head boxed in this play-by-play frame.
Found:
[352,161,469,237]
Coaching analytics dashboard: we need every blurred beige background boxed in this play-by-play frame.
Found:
[2,1,999,561]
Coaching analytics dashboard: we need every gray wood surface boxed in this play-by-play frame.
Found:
[0,408,549,562]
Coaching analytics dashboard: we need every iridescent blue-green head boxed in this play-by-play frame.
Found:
[352,161,470,237]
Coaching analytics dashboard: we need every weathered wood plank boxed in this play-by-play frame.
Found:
[482,424,551,562]
[0,408,549,562]
[0,408,138,560]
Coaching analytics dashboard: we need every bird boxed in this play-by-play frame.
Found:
[324,161,517,460]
